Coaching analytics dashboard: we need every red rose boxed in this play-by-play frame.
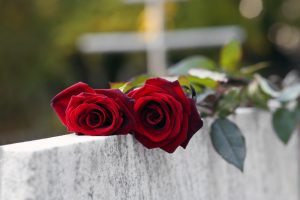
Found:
[51,82,135,136]
[128,78,203,153]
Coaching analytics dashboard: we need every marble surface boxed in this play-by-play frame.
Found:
[0,109,299,200]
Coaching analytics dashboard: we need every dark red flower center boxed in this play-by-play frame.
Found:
[142,102,165,129]
[80,105,113,129]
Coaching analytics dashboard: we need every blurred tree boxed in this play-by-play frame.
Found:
[0,0,299,143]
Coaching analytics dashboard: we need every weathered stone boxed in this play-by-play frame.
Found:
[0,109,299,200]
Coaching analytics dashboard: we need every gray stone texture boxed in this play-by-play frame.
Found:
[0,109,299,200]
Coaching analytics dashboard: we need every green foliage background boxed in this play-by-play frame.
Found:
[0,0,299,144]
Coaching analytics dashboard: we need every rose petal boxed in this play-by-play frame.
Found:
[134,96,173,143]
[132,93,185,150]
[86,110,105,128]
[95,89,135,135]
[161,115,188,153]
[145,78,191,114]
[144,103,164,125]
[180,98,203,148]
[51,82,95,125]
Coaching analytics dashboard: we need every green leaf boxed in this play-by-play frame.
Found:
[169,56,217,75]
[272,107,297,144]
[177,76,200,98]
[178,75,190,87]
[178,76,202,94]
[129,74,150,87]
[220,40,242,73]
[187,75,218,89]
[109,82,127,89]
[295,103,300,122]
[278,83,300,103]
[240,62,269,75]
[216,88,241,118]
[255,74,280,98]
[118,74,151,93]
[178,75,218,95]
[247,79,271,109]
[210,118,246,171]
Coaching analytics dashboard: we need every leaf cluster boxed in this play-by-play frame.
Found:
[110,41,300,172]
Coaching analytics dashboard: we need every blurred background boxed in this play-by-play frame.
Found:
[1,0,300,145]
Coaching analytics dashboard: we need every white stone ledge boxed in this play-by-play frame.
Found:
[0,109,299,200]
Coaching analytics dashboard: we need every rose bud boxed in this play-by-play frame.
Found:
[128,78,203,153]
[51,82,135,136]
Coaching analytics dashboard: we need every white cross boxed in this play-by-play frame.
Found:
[125,0,184,75]
[77,0,245,76]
